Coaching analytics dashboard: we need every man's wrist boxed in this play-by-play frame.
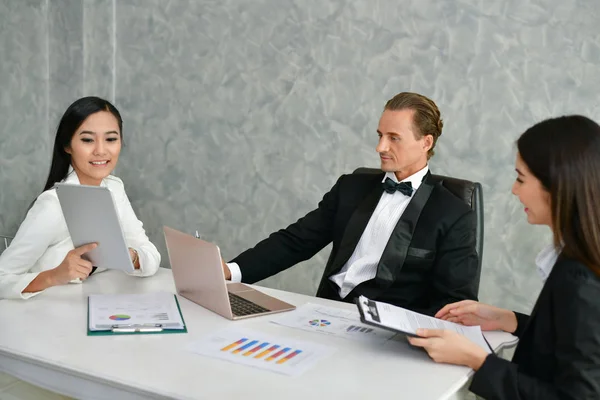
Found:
[226,262,242,282]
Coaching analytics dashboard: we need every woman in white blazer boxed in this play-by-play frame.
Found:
[0,96,161,300]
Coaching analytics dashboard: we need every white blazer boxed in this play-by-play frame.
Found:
[0,170,161,300]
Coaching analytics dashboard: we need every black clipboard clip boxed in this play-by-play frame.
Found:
[365,299,381,322]
[355,297,381,323]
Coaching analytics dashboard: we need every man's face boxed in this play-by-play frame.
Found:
[376,109,432,179]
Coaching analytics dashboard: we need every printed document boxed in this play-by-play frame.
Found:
[88,292,185,331]
[358,295,491,353]
[271,303,396,344]
[187,328,334,376]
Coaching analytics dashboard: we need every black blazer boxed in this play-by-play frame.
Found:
[232,170,479,315]
[470,257,600,400]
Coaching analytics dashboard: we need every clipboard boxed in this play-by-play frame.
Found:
[355,296,493,353]
[87,294,188,336]
[355,297,418,337]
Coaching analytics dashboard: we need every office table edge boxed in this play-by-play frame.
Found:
[0,346,180,400]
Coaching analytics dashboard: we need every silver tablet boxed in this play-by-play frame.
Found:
[55,183,134,273]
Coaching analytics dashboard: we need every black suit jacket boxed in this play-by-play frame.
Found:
[232,170,479,315]
[470,257,600,400]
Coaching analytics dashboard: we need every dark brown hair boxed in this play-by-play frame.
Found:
[384,92,443,159]
[518,115,600,275]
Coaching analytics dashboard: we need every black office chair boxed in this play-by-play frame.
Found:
[353,168,484,293]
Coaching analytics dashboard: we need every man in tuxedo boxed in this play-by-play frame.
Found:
[222,92,479,315]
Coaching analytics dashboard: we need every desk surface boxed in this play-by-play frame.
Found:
[0,268,517,400]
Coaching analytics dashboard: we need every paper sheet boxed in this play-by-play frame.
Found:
[270,303,397,344]
[358,296,491,353]
[187,328,334,376]
[88,292,185,331]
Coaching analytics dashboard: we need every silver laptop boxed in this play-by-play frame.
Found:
[163,226,295,320]
[56,183,134,273]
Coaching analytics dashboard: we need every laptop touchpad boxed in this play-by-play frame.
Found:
[227,283,254,293]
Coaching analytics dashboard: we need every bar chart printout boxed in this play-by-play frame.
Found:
[187,328,334,376]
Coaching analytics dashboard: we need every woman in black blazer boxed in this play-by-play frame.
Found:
[408,115,600,400]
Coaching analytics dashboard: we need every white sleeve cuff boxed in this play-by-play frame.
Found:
[124,247,159,277]
[17,273,44,300]
[227,262,242,283]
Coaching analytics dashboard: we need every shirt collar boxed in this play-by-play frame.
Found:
[382,165,429,191]
[63,166,80,184]
[63,165,108,187]
[535,243,561,282]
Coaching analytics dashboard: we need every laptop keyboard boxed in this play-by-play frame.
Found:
[228,292,269,316]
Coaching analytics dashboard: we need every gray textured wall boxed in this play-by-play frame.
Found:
[2,0,599,313]
[1,0,51,239]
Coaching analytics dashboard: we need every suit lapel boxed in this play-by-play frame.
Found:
[324,178,384,277]
[374,172,435,289]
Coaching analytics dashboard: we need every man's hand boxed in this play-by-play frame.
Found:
[222,258,231,280]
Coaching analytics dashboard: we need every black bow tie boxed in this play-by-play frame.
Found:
[382,178,413,196]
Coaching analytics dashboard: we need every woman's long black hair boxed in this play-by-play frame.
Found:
[43,96,123,191]
[518,115,600,275]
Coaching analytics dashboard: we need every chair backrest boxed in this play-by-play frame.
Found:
[0,235,13,255]
[353,168,484,292]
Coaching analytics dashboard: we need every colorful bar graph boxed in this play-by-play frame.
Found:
[254,344,280,359]
[276,350,303,365]
[265,347,291,362]
[219,338,308,367]
[243,342,269,357]
[220,338,248,352]
[232,340,259,354]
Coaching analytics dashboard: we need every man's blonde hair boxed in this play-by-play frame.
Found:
[384,92,443,159]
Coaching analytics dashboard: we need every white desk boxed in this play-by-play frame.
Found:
[0,268,517,400]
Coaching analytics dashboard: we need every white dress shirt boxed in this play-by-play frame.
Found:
[0,169,161,300]
[227,166,429,299]
[535,243,561,282]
